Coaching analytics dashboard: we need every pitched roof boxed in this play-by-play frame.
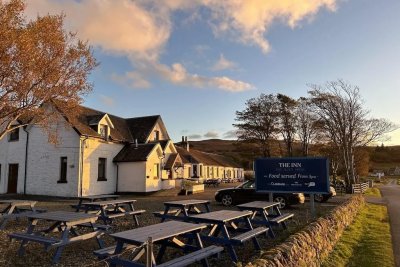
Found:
[54,102,167,143]
[126,115,161,143]
[176,147,241,168]
[113,143,158,162]
[164,153,182,170]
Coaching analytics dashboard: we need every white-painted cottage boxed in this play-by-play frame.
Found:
[0,104,244,197]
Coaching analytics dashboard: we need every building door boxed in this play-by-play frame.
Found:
[7,164,18,193]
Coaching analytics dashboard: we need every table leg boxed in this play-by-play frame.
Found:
[18,218,38,256]
[129,203,140,226]
[194,232,210,267]
[245,217,261,250]
[161,206,170,222]
[262,210,275,238]
[52,224,70,263]
[90,222,104,248]
[110,241,125,267]
[100,206,110,224]
[76,199,83,212]
[221,224,238,263]
[204,203,211,212]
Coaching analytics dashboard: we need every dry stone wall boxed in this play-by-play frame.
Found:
[245,195,365,267]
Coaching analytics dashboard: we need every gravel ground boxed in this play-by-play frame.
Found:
[0,184,348,267]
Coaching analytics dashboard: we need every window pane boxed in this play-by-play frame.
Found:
[9,128,19,141]
[60,157,67,182]
[98,158,106,180]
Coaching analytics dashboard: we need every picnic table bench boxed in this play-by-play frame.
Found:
[186,210,267,263]
[95,220,223,267]
[73,194,120,212]
[82,199,145,226]
[237,201,294,238]
[9,211,106,263]
[0,200,45,229]
[154,200,211,222]
[203,179,220,187]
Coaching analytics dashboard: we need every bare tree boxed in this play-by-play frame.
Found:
[0,0,97,140]
[309,80,396,186]
[234,94,279,157]
[277,94,297,156]
[294,97,319,156]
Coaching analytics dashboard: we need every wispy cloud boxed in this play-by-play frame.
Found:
[204,131,219,139]
[99,95,115,107]
[212,54,237,71]
[223,130,237,139]
[188,134,202,140]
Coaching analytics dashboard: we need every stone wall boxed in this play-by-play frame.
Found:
[245,195,365,267]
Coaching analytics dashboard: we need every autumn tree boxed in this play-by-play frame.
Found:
[294,97,319,156]
[309,80,396,186]
[234,94,279,157]
[276,94,297,156]
[0,0,97,140]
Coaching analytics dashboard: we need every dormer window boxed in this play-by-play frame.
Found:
[153,130,160,141]
[100,124,108,140]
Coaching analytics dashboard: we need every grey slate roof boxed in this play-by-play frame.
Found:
[113,143,158,162]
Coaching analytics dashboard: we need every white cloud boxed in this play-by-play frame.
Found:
[223,130,238,139]
[204,131,219,139]
[212,54,237,71]
[26,0,337,90]
[99,95,115,107]
[188,134,202,140]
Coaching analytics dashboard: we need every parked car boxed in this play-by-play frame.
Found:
[214,180,305,209]
[304,186,337,202]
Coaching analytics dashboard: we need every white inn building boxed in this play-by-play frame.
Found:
[0,103,243,197]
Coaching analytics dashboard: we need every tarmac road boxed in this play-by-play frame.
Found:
[379,179,400,267]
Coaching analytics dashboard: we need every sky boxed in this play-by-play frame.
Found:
[25,0,400,145]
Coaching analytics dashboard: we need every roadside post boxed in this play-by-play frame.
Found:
[255,157,330,218]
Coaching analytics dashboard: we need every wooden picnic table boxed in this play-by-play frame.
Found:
[82,199,145,226]
[237,201,294,238]
[154,199,211,222]
[187,210,267,263]
[96,220,222,267]
[9,211,106,264]
[74,194,120,212]
[0,200,40,229]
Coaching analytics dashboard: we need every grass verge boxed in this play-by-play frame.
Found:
[322,203,394,267]
[364,187,381,197]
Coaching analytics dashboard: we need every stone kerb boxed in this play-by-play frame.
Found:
[245,195,365,267]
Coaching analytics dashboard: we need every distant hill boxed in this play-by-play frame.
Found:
[182,139,400,172]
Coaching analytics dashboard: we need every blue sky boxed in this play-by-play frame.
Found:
[27,0,400,144]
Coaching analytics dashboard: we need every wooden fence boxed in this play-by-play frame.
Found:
[352,182,370,194]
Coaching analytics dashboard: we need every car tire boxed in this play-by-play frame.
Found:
[221,194,233,206]
[274,196,287,209]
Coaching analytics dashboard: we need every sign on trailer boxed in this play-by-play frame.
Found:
[255,157,330,194]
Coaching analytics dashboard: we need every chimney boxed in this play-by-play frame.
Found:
[186,136,189,152]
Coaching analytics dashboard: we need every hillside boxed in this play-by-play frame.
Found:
[185,139,400,172]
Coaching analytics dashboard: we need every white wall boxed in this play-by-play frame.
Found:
[25,123,81,197]
[145,147,163,192]
[0,125,28,194]
[117,162,146,192]
[81,138,124,196]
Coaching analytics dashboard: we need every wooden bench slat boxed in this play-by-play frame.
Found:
[94,244,137,258]
[269,213,294,224]
[107,210,145,219]
[78,222,111,231]
[157,245,223,267]
[153,209,181,216]
[231,227,268,244]
[9,233,59,245]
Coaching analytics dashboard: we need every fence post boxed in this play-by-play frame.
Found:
[146,236,153,267]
